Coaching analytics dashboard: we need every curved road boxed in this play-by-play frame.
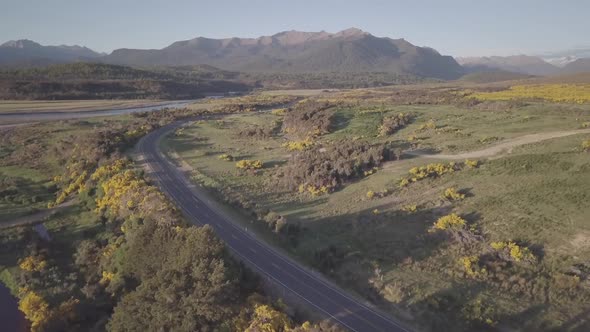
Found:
[137,121,410,332]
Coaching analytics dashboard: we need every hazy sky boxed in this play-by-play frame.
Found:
[1,0,588,56]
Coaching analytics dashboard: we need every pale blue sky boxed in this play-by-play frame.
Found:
[1,0,588,56]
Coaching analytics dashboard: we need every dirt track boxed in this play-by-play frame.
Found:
[404,128,590,160]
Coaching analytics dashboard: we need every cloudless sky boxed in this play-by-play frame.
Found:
[1,0,588,56]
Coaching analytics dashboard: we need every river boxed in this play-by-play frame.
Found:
[0,100,194,124]
[0,283,28,331]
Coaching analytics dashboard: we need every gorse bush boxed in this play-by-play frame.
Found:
[433,213,467,231]
[466,84,590,104]
[582,140,590,152]
[236,159,264,170]
[18,255,48,272]
[281,101,335,139]
[402,204,418,213]
[460,256,483,277]
[218,153,233,161]
[490,241,536,263]
[282,137,314,151]
[443,187,465,201]
[377,112,412,136]
[465,159,480,169]
[400,162,458,187]
[276,140,396,192]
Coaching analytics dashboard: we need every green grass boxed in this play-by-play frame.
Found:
[163,101,590,330]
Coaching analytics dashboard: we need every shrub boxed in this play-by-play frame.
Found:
[433,213,467,231]
[402,204,417,213]
[281,101,335,139]
[282,138,314,151]
[401,162,458,186]
[377,113,412,136]
[271,108,287,116]
[466,84,590,104]
[19,255,48,272]
[218,154,233,161]
[417,119,437,131]
[277,140,396,192]
[366,190,375,199]
[443,187,465,201]
[298,184,329,196]
[459,256,483,277]
[582,140,590,152]
[236,159,263,170]
[490,241,535,263]
[465,159,479,168]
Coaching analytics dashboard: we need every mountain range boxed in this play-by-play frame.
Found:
[1,29,590,79]
[0,39,102,67]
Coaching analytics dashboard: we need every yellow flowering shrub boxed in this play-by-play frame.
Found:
[298,184,329,196]
[19,255,47,272]
[433,213,467,231]
[402,204,417,213]
[465,159,479,169]
[459,256,483,277]
[403,162,458,184]
[236,159,263,170]
[99,271,116,285]
[18,291,49,331]
[582,140,590,151]
[443,187,465,201]
[490,241,535,262]
[366,190,375,199]
[52,170,88,206]
[466,84,590,104]
[282,138,314,151]
[218,153,233,161]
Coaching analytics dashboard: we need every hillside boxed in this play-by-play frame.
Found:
[103,28,465,80]
[0,62,251,100]
[457,55,560,76]
[562,58,590,74]
[0,39,102,67]
[459,70,533,83]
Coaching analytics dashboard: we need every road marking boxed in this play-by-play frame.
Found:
[271,262,280,269]
[249,247,257,254]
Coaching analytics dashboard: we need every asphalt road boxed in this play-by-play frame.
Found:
[137,121,410,332]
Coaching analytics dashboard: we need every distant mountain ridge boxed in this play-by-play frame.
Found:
[457,55,560,76]
[0,39,102,67]
[102,28,464,80]
[3,30,590,79]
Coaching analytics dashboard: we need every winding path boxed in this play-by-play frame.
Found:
[404,128,590,160]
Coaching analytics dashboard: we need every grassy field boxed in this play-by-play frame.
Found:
[0,99,162,113]
[0,115,137,223]
[163,88,590,330]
